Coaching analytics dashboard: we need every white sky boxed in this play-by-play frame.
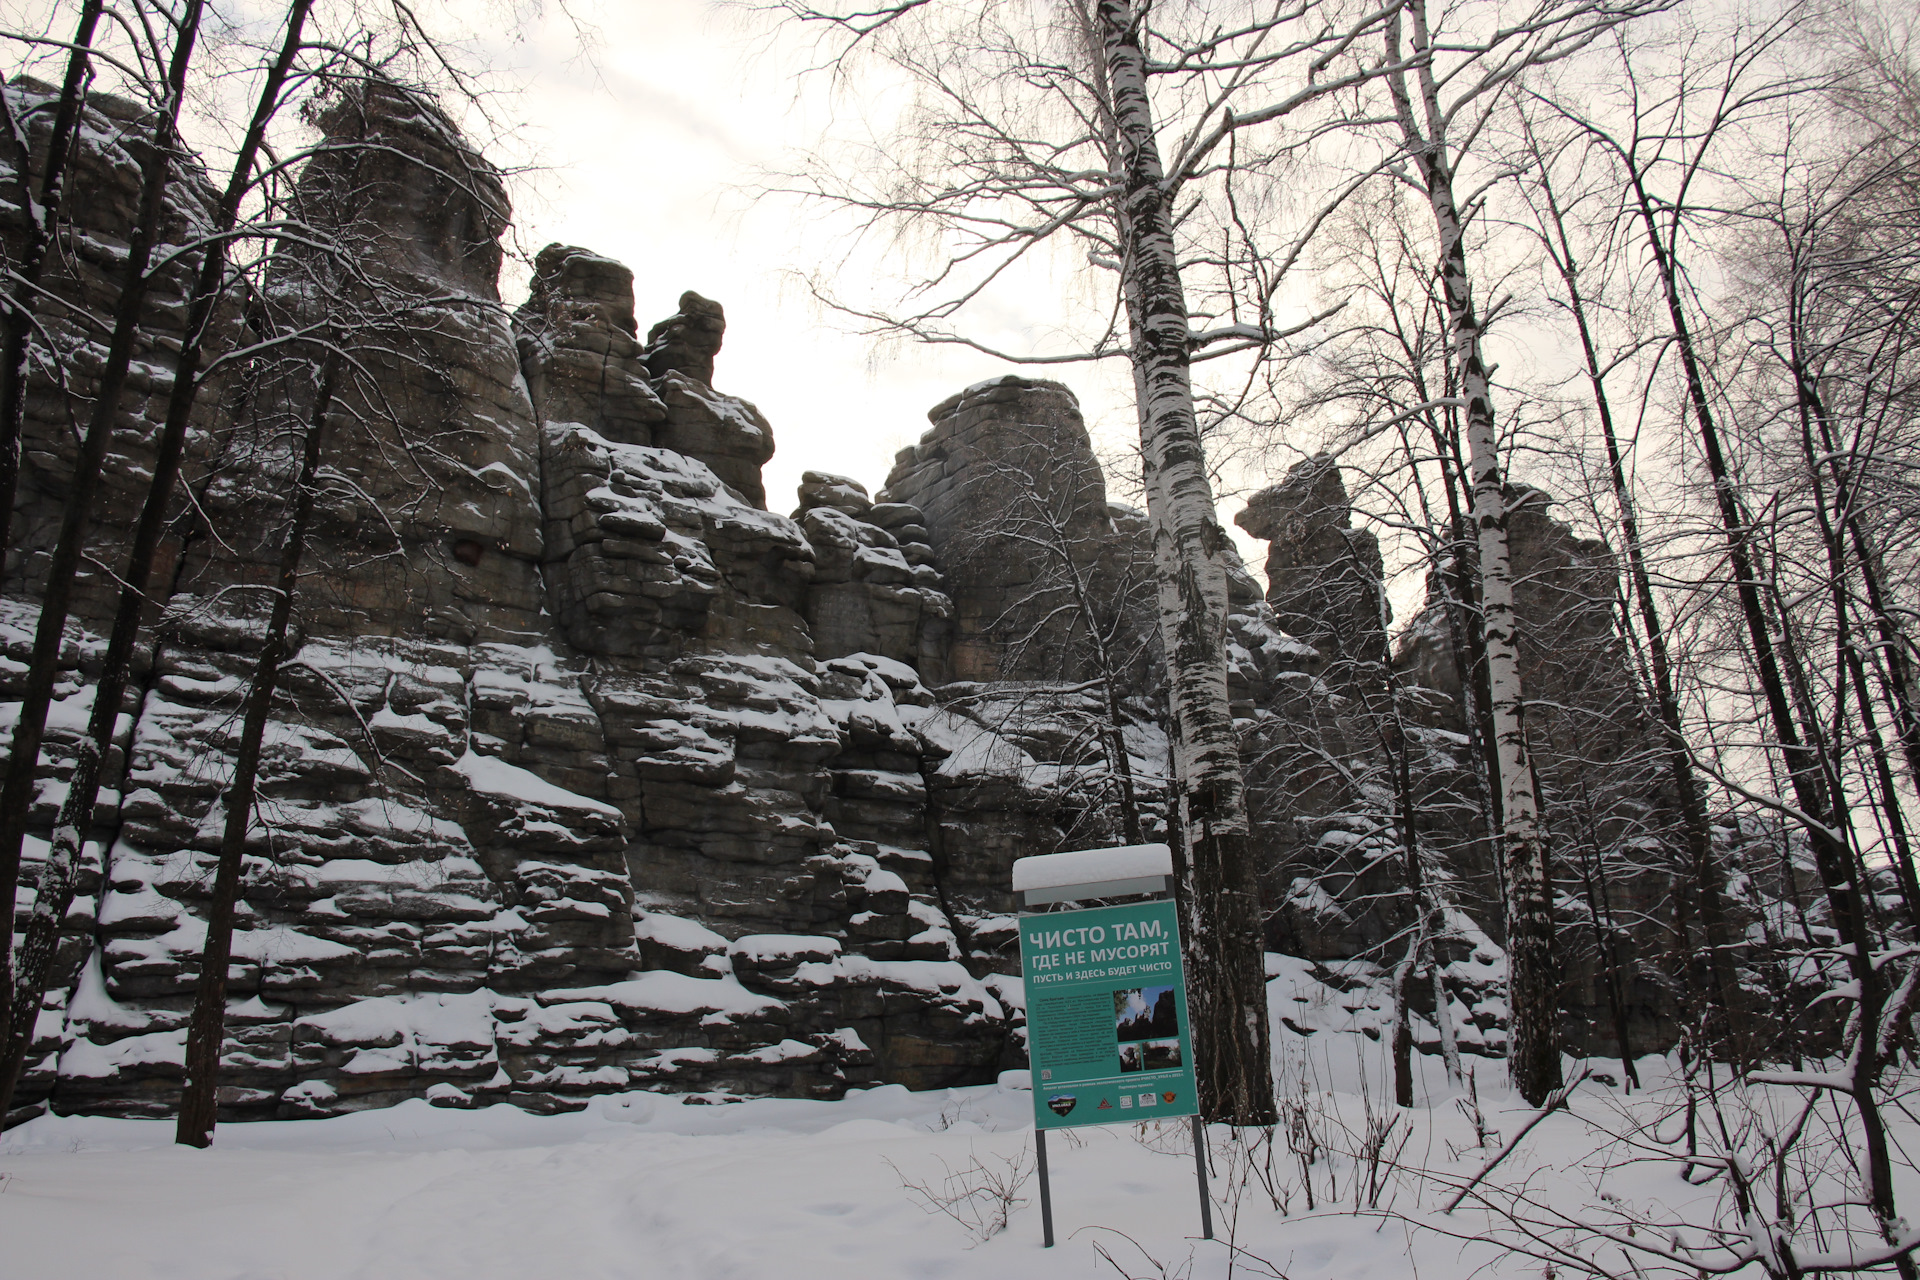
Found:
[483,0,1152,523]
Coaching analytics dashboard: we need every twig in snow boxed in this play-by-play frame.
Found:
[1444,1069,1591,1213]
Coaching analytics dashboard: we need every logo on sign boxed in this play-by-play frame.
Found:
[1047,1094,1078,1117]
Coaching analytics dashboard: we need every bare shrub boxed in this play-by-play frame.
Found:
[890,1142,1036,1245]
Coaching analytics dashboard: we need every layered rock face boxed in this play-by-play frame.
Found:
[793,467,952,676]
[880,380,1335,958]
[1236,459,1685,1059]
[884,378,1140,684]
[1391,486,1680,1056]
[0,82,232,630]
[0,80,240,1117]
[880,379,1164,936]
[1236,456,1388,687]
[1391,482,1671,887]
[4,83,1016,1125]
[1232,459,1409,963]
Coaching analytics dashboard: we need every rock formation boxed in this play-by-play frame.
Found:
[1235,455,1389,688]
[1390,485,1681,1056]
[3,82,1014,1125]
[883,377,1135,683]
[1235,459,1686,1060]
[1,77,1690,1126]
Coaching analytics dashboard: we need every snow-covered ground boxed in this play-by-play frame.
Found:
[0,1057,1420,1279]
[3,972,1911,1280]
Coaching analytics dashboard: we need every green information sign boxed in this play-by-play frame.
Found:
[1020,898,1198,1130]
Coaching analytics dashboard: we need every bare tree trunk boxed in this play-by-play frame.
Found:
[1432,954,1462,1085]
[0,0,106,564]
[1571,775,1640,1090]
[1381,614,1442,1103]
[176,348,336,1147]
[1388,0,1560,1105]
[1034,502,1146,846]
[1419,406,1510,904]
[1379,421,1466,1094]
[1526,157,1746,1060]
[1842,638,1919,924]
[1787,332,1920,932]
[0,0,311,1125]
[1096,0,1274,1125]
[1628,171,1845,885]
[1102,716,1144,845]
[1785,333,1920,925]
[1627,172,1913,1278]
[0,0,205,1119]
[1388,735,1419,1108]
[1389,922,1422,1108]
[959,448,1149,844]
[1080,605,1143,847]
[1835,511,1920,799]
[1398,387,1506,944]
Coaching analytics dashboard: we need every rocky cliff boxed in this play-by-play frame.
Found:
[4,83,1025,1124]
[1235,455,1687,1059]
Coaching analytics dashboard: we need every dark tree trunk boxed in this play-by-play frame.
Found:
[1083,601,1143,847]
[0,0,205,1118]
[1788,339,1920,933]
[1529,164,1745,1060]
[1419,401,1509,923]
[1630,172,1842,892]
[176,350,336,1147]
[1570,774,1640,1091]
[1384,672,1426,1107]
[1785,338,1920,928]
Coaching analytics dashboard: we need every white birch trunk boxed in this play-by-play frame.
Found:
[1386,0,1561,1105]
[1096,0,1275,1125]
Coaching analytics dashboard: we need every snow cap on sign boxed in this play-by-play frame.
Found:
[1011,843,1173,893]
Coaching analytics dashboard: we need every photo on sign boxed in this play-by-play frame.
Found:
[1143,1038,1182,1070]
[1117,1043,1143,1073]
[1113,986,1178,1042]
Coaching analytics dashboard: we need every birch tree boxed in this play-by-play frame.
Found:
[1099,0,1279,1122]
[1372,0,1663,1104]
[771,0,1419,1121]
[1286,188,1508,971]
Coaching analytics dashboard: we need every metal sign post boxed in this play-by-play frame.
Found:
[1013,844,1213,1247]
